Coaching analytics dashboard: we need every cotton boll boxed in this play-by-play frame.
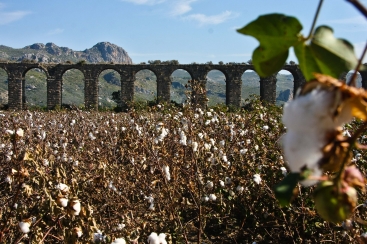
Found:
[111,238,126,244]
[209,194,217,201]
[192,141,198,152]
[240,148,248,155]
[158,233,167,244]
[68,198,81,216]
[236,185,244,193]
[206,181,214,188]
[280,167,287,176]
[56,183,69,193]
[19,219,31,233]
[93,230,106,243]
[73,227,83,238]
[16,128,24,137]
[56,195,68,208]
[179,131,187,146]
[283,88,339,131]
[253,174,261,185]
[163,165,170,181]
[218,140,225,147]
[282,130,324,186]
[147,232,159,244]
[219,180,225,187]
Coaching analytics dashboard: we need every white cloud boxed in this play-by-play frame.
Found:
[184,11,236,25]
[47,28,64,35]
[170,0,197,16]
[0,10,31,25]
[120,0,166,5]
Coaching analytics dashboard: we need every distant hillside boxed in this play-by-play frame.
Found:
[0,42,132,64]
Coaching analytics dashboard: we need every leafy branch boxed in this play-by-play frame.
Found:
[237,0,363,81]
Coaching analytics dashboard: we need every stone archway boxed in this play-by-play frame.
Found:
[170,69,192,104]
[24,68,47,108]
[241,70,260,105]
[61,69,85,107]
[206,69,226,107]
[98,69,121,109]
[134,69,157,102]
[276,70,294,106]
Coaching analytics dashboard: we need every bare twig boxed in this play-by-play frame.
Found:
[348,42,367,87]
[346,0,367,19]
[305,0,324,40]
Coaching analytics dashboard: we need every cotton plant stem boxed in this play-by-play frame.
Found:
[305,0,324,40]
[349,42,367,87]
[346,0,367,19]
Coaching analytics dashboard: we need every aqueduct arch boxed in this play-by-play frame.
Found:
[0,61,366,110]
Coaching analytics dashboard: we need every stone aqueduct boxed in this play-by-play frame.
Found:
[1,61,367,110]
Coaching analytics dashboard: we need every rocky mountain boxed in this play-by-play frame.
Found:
[0,42,132,64]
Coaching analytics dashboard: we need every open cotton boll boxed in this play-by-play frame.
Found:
[19,220,31,233]
[162,165,170,181]
[282,129,324,186]
[68,198,81,215]
[281,78,358,186]
[282,88,339,131]
[158,233,168,244]
[147,232,159,244]
[111,238,126,244]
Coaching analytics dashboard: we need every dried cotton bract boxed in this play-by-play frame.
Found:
[282,74,367,186]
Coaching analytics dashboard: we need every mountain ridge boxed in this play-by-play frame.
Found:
[0,42,133,64]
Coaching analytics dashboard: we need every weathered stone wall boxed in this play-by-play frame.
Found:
[0,62,366,111]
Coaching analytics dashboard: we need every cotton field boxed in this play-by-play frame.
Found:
[1,99,367,243]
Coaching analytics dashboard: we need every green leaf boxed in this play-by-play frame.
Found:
[237,14,303,77]
[294,42,322,81]
[309,26,359,79]
[274,173,300,207]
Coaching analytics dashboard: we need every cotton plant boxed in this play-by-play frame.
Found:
[276,74,367,222]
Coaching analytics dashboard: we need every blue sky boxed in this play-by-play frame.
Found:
[0,0,366,64]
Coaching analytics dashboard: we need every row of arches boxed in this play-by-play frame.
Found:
[0,67,362,108]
